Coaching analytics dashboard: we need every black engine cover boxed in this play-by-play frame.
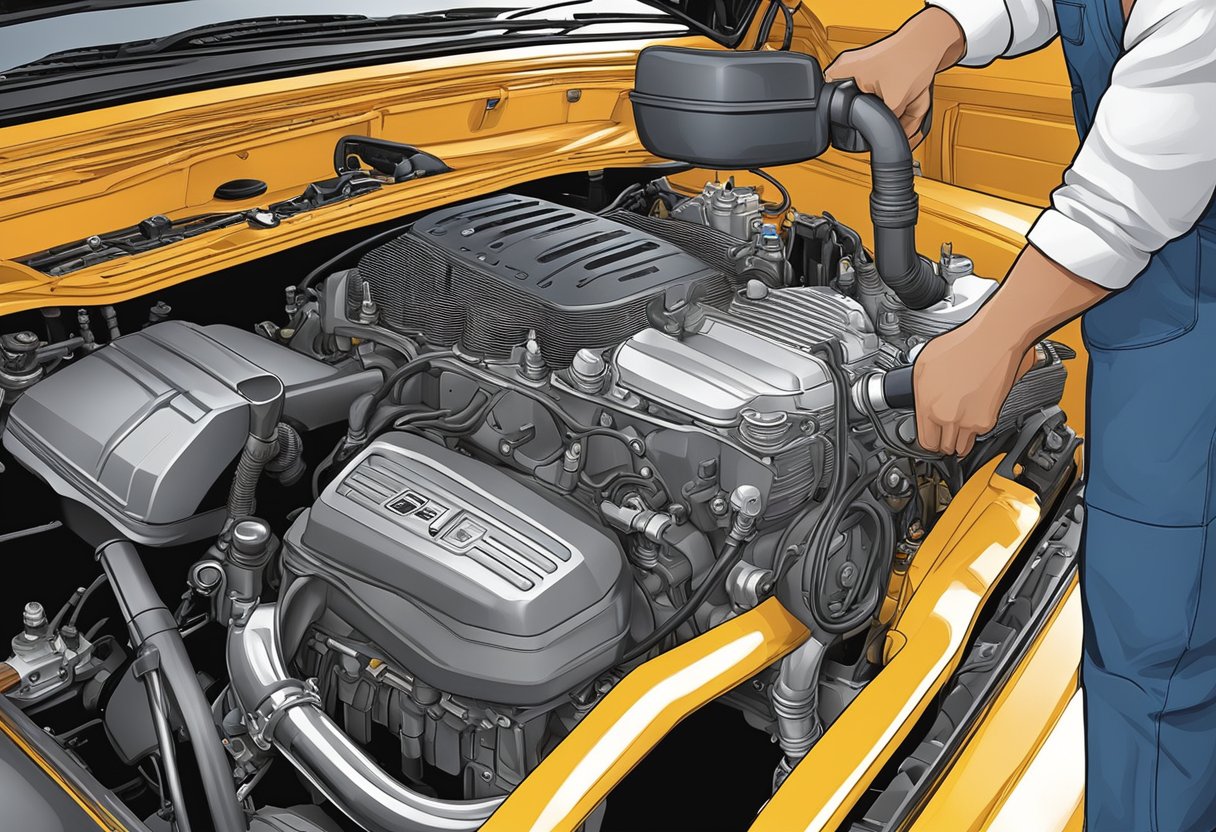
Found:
[354,194,733,366]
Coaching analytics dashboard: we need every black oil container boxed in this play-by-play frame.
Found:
[630,46,830,168]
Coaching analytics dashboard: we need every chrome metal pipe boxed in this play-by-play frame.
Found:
[227,605,502,832]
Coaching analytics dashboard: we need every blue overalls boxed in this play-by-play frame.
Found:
[1058,0,1216,828]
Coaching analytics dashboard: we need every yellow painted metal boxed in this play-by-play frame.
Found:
[480,597,810,832]
[750,458,1042,832]
[0,37,716,314]
[983,688,1086,832]
[910,582,1082,831]
[0,711,127,830]
[776,0,1077,209]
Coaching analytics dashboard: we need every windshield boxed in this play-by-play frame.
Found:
[0,0,760,125]
[1,1,699,73]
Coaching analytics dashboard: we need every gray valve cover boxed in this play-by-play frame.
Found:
[3,321,378,546]
[614,314,836,427]
[279,432,632,705]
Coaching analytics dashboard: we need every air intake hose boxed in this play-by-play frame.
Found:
[827,83,950,310]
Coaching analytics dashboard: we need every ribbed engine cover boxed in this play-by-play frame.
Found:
[354,194,734,366]
[279,432,632,705]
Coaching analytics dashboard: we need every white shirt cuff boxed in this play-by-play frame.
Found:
[1026,208,1149,290]
[925,0,1013,66]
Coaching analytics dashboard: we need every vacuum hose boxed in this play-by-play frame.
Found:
[827,83,950,310]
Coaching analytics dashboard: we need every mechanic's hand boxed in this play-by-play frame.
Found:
[912,324,1036,457]
[824,8,966,147]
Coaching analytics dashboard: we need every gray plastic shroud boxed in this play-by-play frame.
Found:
[3,321,379,546]
[280,432,632,706]
[631,46,830,169]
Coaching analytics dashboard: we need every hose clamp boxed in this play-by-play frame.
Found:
[249,678,321,751]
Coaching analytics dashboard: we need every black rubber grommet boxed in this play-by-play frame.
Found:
[214,178,268,201]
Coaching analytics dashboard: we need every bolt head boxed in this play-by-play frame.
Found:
[480,769,493,782]
[710,496,729,515]
[839,562,858,588]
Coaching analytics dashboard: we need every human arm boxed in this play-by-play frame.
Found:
[914,2,1216,454]
[823,1,1056,144]
[912,247,1106,456]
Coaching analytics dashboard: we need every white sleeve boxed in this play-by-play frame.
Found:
[1027,1,1216,289]
[924,0,1057,66]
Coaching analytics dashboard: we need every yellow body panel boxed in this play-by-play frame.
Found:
[778,0,1077,208]
[910,583,1083,831]
[0,37,719,314]
[751,458,1041,832]
[480,598,810,832]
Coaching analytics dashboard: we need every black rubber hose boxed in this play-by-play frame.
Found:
[66,573,108,628]
[622,537,745,664]
[752,0,780,49]
[773,340,851,583]
[800,471,895,636]
[266,423,306,486]
[226,436,277,520]
[830,90,949,310]
[752,0,793,50]
[749,167,792,215]
[96,540,246,832]
[882,364,916,410]
[296,221,414,291]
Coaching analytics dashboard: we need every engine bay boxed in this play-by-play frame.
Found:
[0,166,1077,831]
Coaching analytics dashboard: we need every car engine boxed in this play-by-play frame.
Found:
[1,173,1070,830]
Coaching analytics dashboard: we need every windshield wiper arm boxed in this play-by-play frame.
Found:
[116,10,522,57]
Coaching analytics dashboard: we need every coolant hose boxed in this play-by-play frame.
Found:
[228,605,502,832]
[97,539,247,832]
[829,87,950,310]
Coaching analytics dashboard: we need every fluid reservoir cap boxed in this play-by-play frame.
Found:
[231,519,272,563]
[214,178,268,201]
